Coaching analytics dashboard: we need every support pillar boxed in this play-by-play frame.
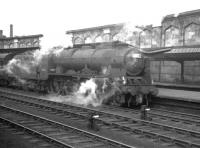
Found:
[158,61,162,82]
[180,61,184,83]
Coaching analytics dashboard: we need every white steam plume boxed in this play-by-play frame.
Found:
[3,46,64,83]
[46,78,122,107]
[113,22,141,46]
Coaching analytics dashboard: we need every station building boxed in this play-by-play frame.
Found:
[0,24,43,67]
[140,9,200,86]
[66,9,200,87]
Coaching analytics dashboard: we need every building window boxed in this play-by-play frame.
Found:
[9,43,14,48]
[84,37,92,44]
[184,23,200,45]
[140,30,152,48]
[74,37,84,44]
[112,33,120,41]
[102,34,110,42]
[165,26,180,47]
[26,41,32,47]
[13,39,19,48]
[19,42,26,48]
[95,35,103,43]
[3,41,9,49]
[33,38,39,47]
[151,28,161,47]
[33,41,39,47]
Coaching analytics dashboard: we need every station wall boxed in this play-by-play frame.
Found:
[149,10,200,85]
[150,60,200,84]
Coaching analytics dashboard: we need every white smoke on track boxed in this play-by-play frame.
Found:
[46,78,122,107]
[64,79,100,107]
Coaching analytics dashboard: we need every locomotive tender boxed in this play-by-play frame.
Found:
[0,41,161,107]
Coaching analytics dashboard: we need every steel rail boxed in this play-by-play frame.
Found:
[0,116,73,148]
[0,104,135,148]
[1,90,200,147]
[2,88,200,124]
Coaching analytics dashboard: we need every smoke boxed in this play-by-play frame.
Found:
[3,46,64,84]
[45,66,122,107]
[45,78,122,107]
[113,22,141,46]
[5,58,31,74]
[4,55,33,83]
[33,45,64,65]
[72,79,101,106]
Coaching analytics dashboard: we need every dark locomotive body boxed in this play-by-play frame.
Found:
[0,42,158,107]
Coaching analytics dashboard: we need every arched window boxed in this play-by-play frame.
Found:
[140,30,151,48]
[184,23,200,45]
[95,35,103,43]
[112,33,120,41]
[33,39,39,47]
[74,37,84,44]
[151,29,161,47]
[13,39,18,48]
[165,26,180,47]
[9,43,14,48]
[84,36,92,44]
[3,41,9,49]
[19,41,26,48]
[26,42,32,47]
[102,34,110,42]
[33,41,39,47]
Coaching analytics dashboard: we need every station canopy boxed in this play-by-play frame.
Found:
[149,46,200,61]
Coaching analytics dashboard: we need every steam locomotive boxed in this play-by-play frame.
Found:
[0,41,165,107]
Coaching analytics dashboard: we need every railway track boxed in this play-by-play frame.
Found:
[99,104,200,130]
[0,105,134,148]
[152,96,200,115]
[0,119,59,148]
[1,88,200,132]
[0,88,200,147]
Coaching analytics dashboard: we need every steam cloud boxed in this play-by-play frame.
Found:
[2,23,142,107]
[3,45,122,107]
[114,22,141,46]
[3,46,64,83]
[46,78,121,107]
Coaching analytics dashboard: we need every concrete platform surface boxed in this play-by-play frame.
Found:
[158,88,200,103]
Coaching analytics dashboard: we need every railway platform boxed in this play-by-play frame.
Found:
[154,82,200,91]
[157,87,200,103]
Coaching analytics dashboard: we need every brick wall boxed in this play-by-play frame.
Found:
[184,61,200,84]
[150,61,181,83]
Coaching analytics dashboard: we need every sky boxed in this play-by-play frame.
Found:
[0,0,200,49]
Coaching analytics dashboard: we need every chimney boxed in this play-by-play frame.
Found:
[0,30,3,38]
[10,24,13,37]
